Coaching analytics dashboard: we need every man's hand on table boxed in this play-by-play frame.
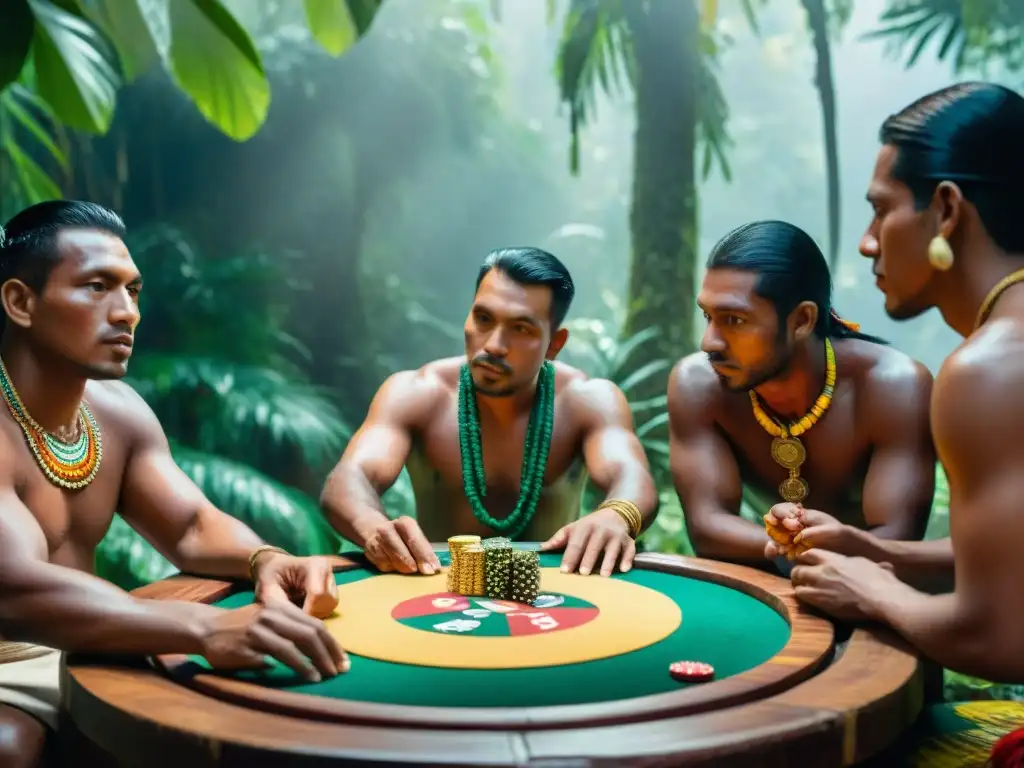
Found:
[790,549,897,622]
[254,552,340,618]
[763,503,875,561]
[191,600,349,682]
[541,507,636,576]
[363,516,441,575]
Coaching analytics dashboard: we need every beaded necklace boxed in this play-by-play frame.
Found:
[0,357,102,490]
[457,361,555,539]
[747,338,836,503]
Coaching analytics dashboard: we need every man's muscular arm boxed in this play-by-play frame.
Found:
[668,357,765,563]
[577,379,659,529]
[541,377,658,575]
[0,435,203,654]
[116,385,271,580]
[320,370,441,573]
[861,349,1024,681]
[858,359,936,541]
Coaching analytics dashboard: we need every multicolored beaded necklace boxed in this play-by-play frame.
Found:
[748,338,836,504]
[0,357,102,489]
[457,361,555,539]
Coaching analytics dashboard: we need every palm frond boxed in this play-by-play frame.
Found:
[126,354,350,471]
[861,0,1024,72]
[172,442,341,555]
[555,0,632,172]
[697,29,733,182]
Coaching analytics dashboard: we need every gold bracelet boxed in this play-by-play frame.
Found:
[596,499,643,538]
[248,545,289,582]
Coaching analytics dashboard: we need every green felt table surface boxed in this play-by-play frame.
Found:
[180,552,790,708]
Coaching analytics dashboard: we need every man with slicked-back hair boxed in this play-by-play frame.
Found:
[321,247,658,579]
[668,219,935,573]
[775,82,1024,766]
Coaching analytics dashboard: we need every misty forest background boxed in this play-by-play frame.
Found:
[2,0,1021,701]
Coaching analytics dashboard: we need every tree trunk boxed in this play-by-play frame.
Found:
[801,0,840,268]
[622,0,700,400]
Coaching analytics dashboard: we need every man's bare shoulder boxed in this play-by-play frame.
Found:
[935,321,1024,421]
[415,357,463,391]
[667,352,724,413]
[561,372,626,422]
[555,359,597,397]
[368,359,456,425]
[82,380,167,453]
[839,338,933,407]
[85,380,157,429]
[932,321,1024,475]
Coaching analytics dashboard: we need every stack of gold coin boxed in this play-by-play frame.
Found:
[446,534,481,591]
[459,544,485,596]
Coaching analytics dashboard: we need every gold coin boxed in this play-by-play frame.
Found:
[771,437,806,470]
[779,475,809,503]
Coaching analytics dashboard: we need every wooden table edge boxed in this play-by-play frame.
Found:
[63,550,923,765]
[144,550,835,729]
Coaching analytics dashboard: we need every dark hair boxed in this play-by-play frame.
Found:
[476,247,576,329]
[0,200,126,292]
[706,220,887,344]
[880,82,1024,252]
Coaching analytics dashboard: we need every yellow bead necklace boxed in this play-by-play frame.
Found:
[748,338,836,503]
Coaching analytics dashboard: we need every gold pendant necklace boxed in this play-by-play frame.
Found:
[975,267,1024,330]
[748,338,836,503]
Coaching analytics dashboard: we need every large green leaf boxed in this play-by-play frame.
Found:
[77,0,159,81]
[28,0,121,133]
[555,0,632,173]
[0,83,66,207]
[1,136,61,203]
[303,0,358,56]
[163,0,270,141]
[0,0,34,91]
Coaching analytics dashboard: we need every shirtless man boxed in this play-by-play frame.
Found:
[667,219,936,570]
[321,247,658,577]
[0,201,346,767]
[781,82,1024,677]
[774,81,1024,768]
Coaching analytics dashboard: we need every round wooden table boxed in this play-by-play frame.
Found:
[62,549,925,767]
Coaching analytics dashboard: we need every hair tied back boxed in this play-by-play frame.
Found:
[830,308,861,332]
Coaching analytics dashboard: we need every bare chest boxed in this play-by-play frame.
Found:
[4,418,127,568]
[415,395,584,497]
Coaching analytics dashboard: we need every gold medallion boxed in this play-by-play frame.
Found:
[779,475,809,504]
[770,437,806,470]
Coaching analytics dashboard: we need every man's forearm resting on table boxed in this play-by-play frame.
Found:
[688,509,769,564]
[872,536,954,593]
[0,560,207,656]
[320,464,390,546]
[169,506,274,580]
[871,585,1019,682]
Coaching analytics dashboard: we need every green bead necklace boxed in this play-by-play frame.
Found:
[457,361,555,539]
